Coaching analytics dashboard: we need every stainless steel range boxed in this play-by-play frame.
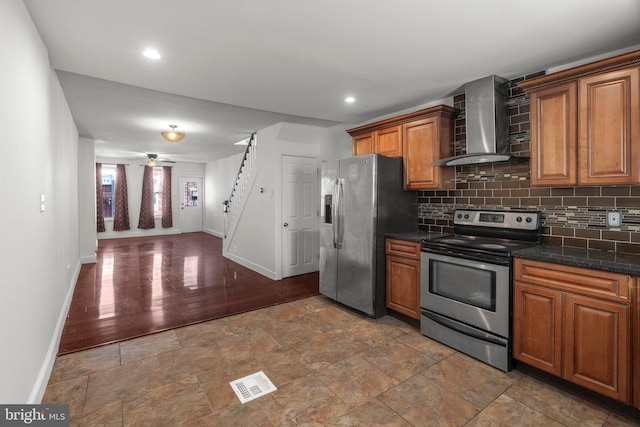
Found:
[420,209,541,371]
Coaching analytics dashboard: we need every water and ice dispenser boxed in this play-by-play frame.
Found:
[323,194,332,224]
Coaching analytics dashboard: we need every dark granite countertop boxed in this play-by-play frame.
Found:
[386,232,640,276]
[385,231,447,243]
[514,244,640,276]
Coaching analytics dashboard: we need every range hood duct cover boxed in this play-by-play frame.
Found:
[434,75,528,166]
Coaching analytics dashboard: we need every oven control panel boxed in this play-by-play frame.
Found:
[453,210,539,230]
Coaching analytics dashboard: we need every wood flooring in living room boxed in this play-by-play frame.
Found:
[58,232,319,355]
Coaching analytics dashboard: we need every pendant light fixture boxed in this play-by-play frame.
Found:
[161,124,185,142]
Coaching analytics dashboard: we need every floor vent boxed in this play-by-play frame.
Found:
[229,371,277,404]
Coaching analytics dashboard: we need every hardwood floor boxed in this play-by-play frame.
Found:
[58,233,319,355]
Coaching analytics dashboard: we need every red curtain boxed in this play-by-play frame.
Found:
[162,166,173,228]
[96,163,105,232]
[113,164,130,231]
[138,166,156,229]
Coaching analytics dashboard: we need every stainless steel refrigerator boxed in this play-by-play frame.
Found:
[319,154,416,318]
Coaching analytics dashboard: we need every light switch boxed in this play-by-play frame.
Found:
[606,210,622,227]
[40,194,45,213]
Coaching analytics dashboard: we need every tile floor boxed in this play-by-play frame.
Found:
[44,296,640,426]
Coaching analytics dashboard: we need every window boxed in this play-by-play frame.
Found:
[100,165,164,219]
[153,167,163,216]
[184,180,199,207]
[101,164,116,218]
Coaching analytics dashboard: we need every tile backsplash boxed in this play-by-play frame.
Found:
[418,73,640,254]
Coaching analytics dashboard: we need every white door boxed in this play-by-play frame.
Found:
[180,176,203,233]
[282,156,319,277]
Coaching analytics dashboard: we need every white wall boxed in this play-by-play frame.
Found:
[78,138,97,262]
[0,0,80,403]
[204,152,244,237]
[93,157,205,239]
[318,123,353,160]
[223,123,324,279]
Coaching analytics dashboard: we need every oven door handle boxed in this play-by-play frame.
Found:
[421,311,507,347]
[420,247,510,266]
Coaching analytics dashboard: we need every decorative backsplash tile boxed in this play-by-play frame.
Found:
[418,73,640,254]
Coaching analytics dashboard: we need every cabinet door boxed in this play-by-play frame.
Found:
[352,133,374,156]
[402,117,454,190]
[386,255,420,319]
[579,67,639,185]
[375,126,402,157]
[529,82,577,186]
[513,282,563,376]
[564,293,630,403]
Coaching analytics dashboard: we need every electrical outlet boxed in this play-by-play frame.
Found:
[606,210,622,228]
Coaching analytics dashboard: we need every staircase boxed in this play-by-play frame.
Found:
[223,133,257,240]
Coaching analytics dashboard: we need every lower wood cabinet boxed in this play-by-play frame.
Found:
[385,239,421,319]
[513,258,632,404]
[513,282,563,376]
[563,293,629,401]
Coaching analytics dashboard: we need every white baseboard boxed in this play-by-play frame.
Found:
[28,259,81,404]
[223,251,277,280]
[204,228,224,238]
[98,228,181,240]
[80,253,97,264]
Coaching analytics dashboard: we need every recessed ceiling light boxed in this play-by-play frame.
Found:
[345,96,356,103]
[143,49,161,60]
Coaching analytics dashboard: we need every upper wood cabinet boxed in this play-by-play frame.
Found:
[351,126,402,157]
[579,68,639,185]
[403,114,455,190]
[528,81,577,186]
[375,125,402,157]
[347,105,458,190]
[352,132,374,156]
[519,50,640,187]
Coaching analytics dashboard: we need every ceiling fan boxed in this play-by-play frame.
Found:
[146,153,176,166]
[129,153,176,166]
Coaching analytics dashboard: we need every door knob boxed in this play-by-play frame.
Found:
[283,222,288,227]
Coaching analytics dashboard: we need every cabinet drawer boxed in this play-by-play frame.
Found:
[514,258,630,303]
[385,239,420,260]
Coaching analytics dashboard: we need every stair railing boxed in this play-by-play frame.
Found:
[223,133,257,238]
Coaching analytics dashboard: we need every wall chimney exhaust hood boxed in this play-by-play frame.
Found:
[434,75,528,166]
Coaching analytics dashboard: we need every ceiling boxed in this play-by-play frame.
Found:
[24,0,640,163]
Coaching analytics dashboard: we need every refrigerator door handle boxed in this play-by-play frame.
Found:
[336,179,344,249]
[332,179,338,248]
